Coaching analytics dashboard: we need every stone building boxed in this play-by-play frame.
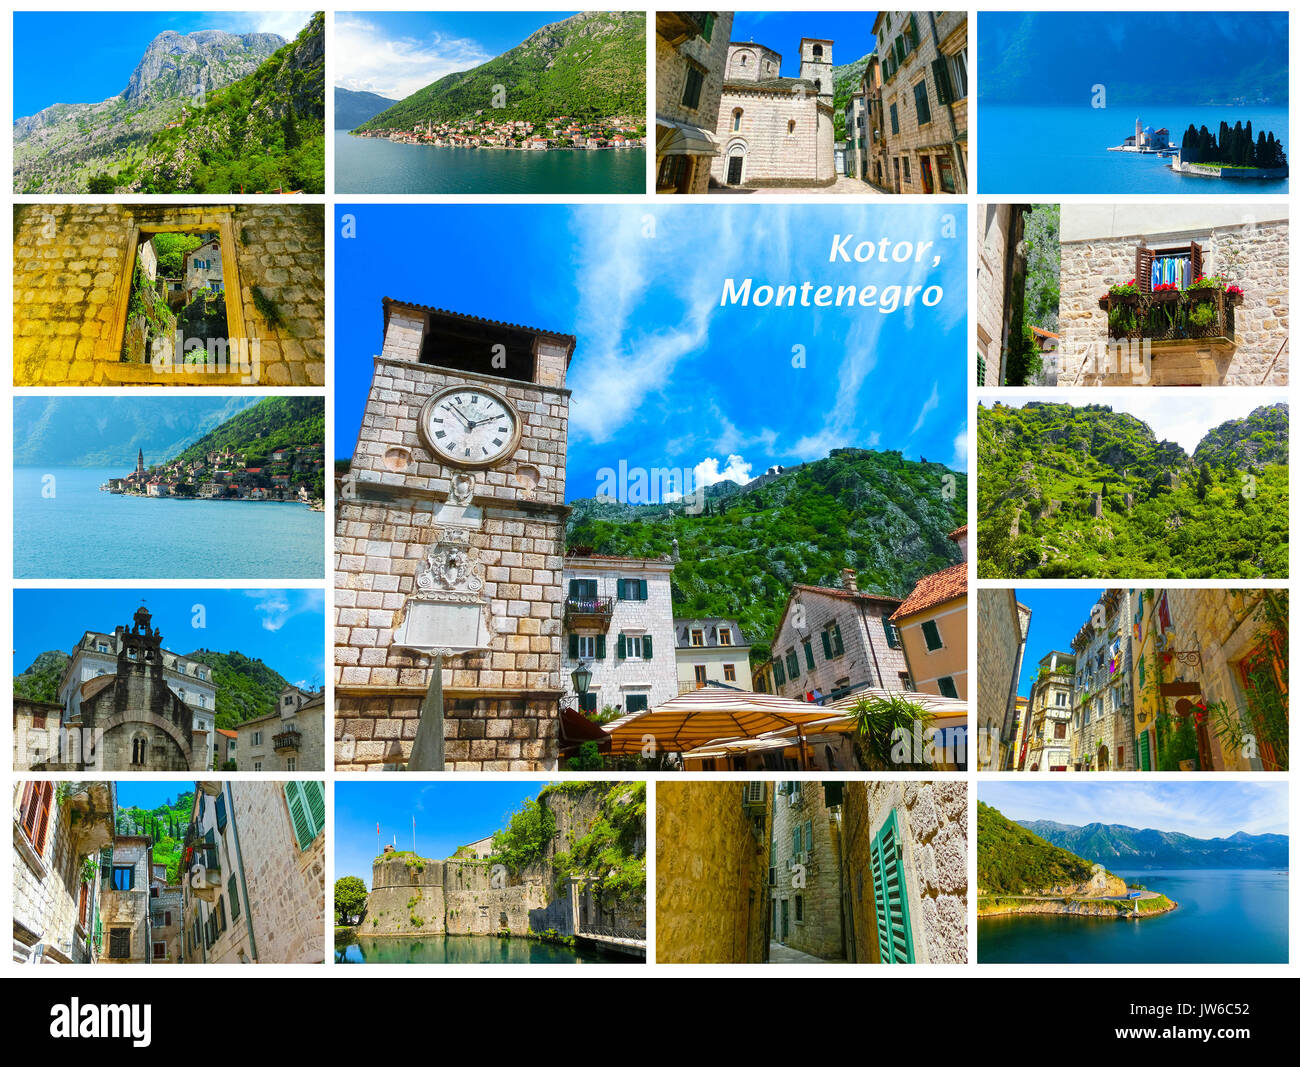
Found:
[25,607,207,773]
[215,728,238,770]
[710,37,837,189]
[766,572,908,703]
[182,235,223,298]
[839,780,967,963]
[868,11,967,193]
[1024,650,1076,772]
[12,202,325,386]
[149,864,183,964]
[846,54,886,188]
[13,781,115,964]
[1070,589,1137,771]
[674,617,753,693]
[236,684,326,771]
[335,300,575,771]
[560,552,678,716]
[769,780,844,960]
[975,587,1031,769]
[181,781,325,963]
[891,526,968,701]
[655,12,733,193]
[99,835,154,964]
[1057,204,1289,386]
[656,781,771,963]
[976,203,1033,388]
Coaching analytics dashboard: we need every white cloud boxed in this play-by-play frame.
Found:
[951,428,968,470]
[693,454,753,489]
[245,589,321,632]
[333,15,494,100]
[910,382,940,435]
[249,12,313,39]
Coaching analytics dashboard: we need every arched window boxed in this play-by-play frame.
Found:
[787,120,796,136]
[131,733,148,764]
[731,108,743,132]
[812,44,823,58]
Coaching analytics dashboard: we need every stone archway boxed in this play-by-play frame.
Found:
[98,709,194,770]
[723,140,748,186]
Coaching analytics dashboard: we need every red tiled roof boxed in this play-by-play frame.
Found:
[790,583,902,606]
[892,562,967,621]
[948,524,968,540]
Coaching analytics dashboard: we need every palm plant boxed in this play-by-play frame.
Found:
[848,692,936,771]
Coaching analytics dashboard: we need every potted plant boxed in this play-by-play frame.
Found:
[1099,279,1141,310]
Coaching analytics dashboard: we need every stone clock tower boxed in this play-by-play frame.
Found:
[335,299,573,771]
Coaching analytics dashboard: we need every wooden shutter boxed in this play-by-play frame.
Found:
[19,781,39,841]
[595,634,606,659]
[568,633,579,658]
[284,782,312,850]
[931,58,953,105]
[643,634,653,660]
[833,625,845,657]
[304,781,325,839]
[1189,241,1203,281]
[804,641,815,670]
[33,782,54,853]
[821,630,833,659]
[638,579,648,601]
[871,809,915,963]
[568,579,578,598]
[617,633,626,659]
[1135,247,1154,294]
[1139,731,1151,771]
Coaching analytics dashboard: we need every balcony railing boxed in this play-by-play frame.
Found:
[1099,288,1239,345]
[273,728,302,752]
[563,596,616,631]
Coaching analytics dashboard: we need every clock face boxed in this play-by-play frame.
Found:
[419,386,521,469]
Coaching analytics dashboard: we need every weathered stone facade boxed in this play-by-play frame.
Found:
[1057,205,1288,386]
[13,781,115,964]
[98,836,153,964]
[236,685,326,771]
[335,301,574,771]
[710,38,836,188]
[841,780,967,963]
[976,203,1031,387]
[656,781,771,963]
[655,12,734,193]
[1024,651,1076,773]
[12,202,324,386]
[674,617,753,693]
[770,781,844,960]
[975,588,1031,769]
[1071,589,1137,771]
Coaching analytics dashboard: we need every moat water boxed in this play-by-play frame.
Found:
[979,105,1289,194]
[335,130,646,193]
[978,868,1288,964]
[334,929,632,964]
[14,467,324,579]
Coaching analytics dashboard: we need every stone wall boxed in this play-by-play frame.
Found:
[975,589,1025,768]
[770,782,844,959]
[655,13,734,195]
[12,202,324,386]
[1058,216,1288,385]
[711,91,834,186]
[771,587,908,700]
[655,781,771,963]
[841,780,967,963]
[976,204,1014,386]
[98,838,152,964]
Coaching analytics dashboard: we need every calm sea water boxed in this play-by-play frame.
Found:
[979,868,1288,964]
[334,930,630,964]
[14,467,325,579]
[336,130,647,193]
[979,105,1290,194]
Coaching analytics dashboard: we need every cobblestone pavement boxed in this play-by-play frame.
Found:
[767,941,840,964]
[713,176,884,195]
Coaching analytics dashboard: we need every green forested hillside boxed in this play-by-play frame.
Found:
[116,791,195,883]
[183,650,290,731]
[977,402,1288,579]
[567,448,966,663]
[832,53,871,140]
[170,396,325,467]
[977,802,1095,894]
[137,12,325,192]
[355,11,645,129]
[14,650,70,703]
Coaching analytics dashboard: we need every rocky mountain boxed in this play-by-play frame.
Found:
[13,396,258,468]
[335,87,398,129]
[1020,819,1289,871]
[13,650,70,704]
[13,28,285,193]
[136,12,325,193]
[977,802,1101,895]
[566,448,966,663]
[831,53,871,139]
[355,11,645,130]
[977,402,1288,579]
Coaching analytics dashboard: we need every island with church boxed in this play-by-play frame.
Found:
[100,396,325,507]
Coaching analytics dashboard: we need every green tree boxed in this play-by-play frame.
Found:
[334,875,368,925]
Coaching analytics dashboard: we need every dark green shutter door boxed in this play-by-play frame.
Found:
[639,579,648,601]
[304,781,325,838]
[617,633,626,659]
[643,634,653,660]
[932,59,953,104]
[284,783,311,850]
[596,634,606,659]
[821,630,833,659]
[568,633,579,658]
[871,809,915,963]
[1139,731,1151,771]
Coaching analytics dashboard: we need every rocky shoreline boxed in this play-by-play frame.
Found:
[979,894,1178,920]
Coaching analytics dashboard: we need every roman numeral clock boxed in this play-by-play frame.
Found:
[335,299,574,772]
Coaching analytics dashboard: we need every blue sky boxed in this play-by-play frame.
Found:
[982,781,1289,838]
[729,11,877,75]
[13,588,326,689]
[117,783,197,812]
[1011,587,1105,699]
[335,203,967,500]
[334,781,546,882]
[334,11,582,99]
[12,11,314,118]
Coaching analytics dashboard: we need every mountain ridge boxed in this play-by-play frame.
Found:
[1019,817,1289,870]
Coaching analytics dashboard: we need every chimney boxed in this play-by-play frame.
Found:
[841,568,858,593]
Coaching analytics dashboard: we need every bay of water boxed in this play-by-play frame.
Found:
[14,467,325,579]
[979,105,1290,194]
[336,130,646,193]
[334,930,631,964]
[979,868,1288,964]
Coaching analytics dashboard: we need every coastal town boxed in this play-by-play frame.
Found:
[103,443,326,507]
[351,114,646,151]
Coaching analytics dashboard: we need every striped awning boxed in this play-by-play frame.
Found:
[655,118,721,157]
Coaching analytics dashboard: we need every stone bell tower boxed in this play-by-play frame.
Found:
[800,38,834,102]
[334,299,575,772]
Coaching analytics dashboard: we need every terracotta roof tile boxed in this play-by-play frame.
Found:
[892,562,967,620]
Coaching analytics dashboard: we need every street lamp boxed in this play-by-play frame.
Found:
[571,661,592,702]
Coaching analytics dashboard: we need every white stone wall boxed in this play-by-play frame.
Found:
[771,588,908,700]
[770,782,844,959]
[711,90,834,185]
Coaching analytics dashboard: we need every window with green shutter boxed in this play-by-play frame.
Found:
[884,621,901,649]
[568,633,579,658]
[913,80,932,125]
[229,875,240,920]
[871,809,915,963]
[785,649,799,680]
[643,634,653,660]
[1139,731,1152,771]
[937,676,959,699]
[803,639,815,671]
[595,634,606,659]
[617,633,627,659]
[773,658,786,685]
[821,629,833,659]
[921,619,943,651]
[284,781,325,850]
[792,824,802,854]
